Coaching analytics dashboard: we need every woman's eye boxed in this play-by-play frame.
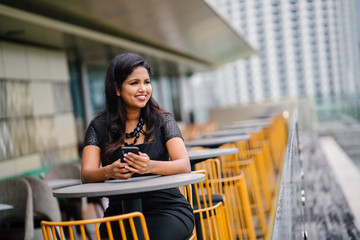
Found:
[130,82,138,85]
[145,80,151,84]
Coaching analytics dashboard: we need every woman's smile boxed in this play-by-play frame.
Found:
[135,94,147,101]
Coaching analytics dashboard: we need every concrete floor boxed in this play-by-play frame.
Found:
[298,130,360,239]
[321,136,360,233]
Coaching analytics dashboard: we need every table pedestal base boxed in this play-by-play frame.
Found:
[121,198,142,213]
[121,198,144,240]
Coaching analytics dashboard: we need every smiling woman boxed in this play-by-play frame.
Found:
[81,53,194,240]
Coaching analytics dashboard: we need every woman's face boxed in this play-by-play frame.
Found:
[117,66,152,110]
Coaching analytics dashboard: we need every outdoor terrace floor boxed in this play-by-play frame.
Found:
[300,128,360,239]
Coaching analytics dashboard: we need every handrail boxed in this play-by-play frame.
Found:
[271,105,308,239]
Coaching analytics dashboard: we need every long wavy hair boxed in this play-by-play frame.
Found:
[101,53,164,162]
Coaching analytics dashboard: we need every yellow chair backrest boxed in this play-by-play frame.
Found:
[41,211,150,240]
[179,184,196,240]
[198,158,257,240]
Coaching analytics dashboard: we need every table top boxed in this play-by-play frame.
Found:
[226,120,271,129]
[185,135,250,148]
[203,127,262,138]
[233,118,271,124]
[188,148,238,161]
[46,179,82,190]
[256,110,281,118]
[53,173,205,198]
[0,203,13,211]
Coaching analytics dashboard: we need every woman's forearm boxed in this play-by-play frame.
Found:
[81,145,109,183]
[148,159,191,175]
[81,165,110,183]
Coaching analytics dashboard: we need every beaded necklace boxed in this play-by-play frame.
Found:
[124,117,145,146]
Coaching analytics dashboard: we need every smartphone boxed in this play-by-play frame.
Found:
[110,146,139,163]
[122,146,143,178]
[121,146,139,162]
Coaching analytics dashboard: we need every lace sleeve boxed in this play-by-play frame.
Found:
[83,122,99,147]
[161,113,183,143]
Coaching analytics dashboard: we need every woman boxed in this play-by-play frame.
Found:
[81,53,194,239]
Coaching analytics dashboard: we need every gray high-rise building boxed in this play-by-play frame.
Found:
[192,0,360,119]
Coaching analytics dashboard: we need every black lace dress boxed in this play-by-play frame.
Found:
[83,113,194,240]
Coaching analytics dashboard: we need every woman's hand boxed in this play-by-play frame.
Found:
[123,152,152,175]
[105,160,134,180]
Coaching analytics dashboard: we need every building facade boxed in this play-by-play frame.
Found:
[193,0,360,120]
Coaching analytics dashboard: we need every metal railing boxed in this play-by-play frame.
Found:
[271,105,308,239]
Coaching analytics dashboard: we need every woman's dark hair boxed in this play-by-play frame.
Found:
[102,53,164,161]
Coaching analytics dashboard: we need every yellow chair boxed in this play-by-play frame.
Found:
[179,184,193,208]
[247,128,277,192]
[263,114,287,173]
[236,159,267,237]
[197,159,256,240]
[221,141,273,215]
[234,136,273,212]
[178,184,196,240]
[191,170,232,240]
[41,212,150,240]
[246,148,272,213]
[212,149,267,238]
[255,131,277,194]
[234,139,251,160]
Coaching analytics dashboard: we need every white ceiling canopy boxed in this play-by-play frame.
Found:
[0,0,254,69]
